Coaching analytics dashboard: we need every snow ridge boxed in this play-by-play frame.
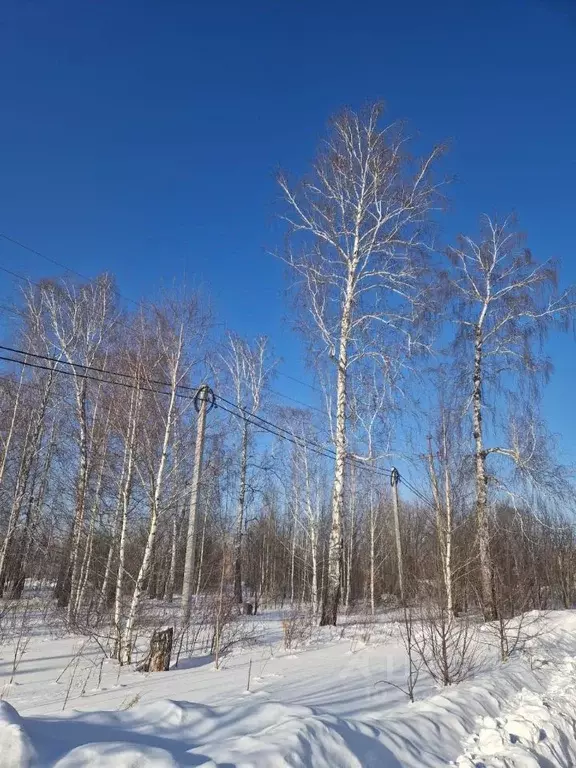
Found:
[457,657,576,768]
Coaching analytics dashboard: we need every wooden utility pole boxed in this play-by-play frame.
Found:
[181,385,213,621]
[391,467,404,604]
[234,416,248,604]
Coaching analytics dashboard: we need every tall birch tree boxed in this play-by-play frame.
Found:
[279,103,444,624]
[446,216,575,619]
[220,333,274,604]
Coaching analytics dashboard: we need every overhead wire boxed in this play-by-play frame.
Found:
[0,343,199,397]
[0,345,380,477]
[0,234,437,506]
[0,232,89,282]
[0,347,437,506]
[0,255,325,413]
[0,346,410,489]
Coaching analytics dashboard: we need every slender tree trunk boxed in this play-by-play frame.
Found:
[122,383,178,664]
[442,447,453,615]
[300,444,318,614]
[113,474,130,660]
[0,411,43,594]
[290,518,296,606]
[75,451,106,617]
[9,472,37,599]
[10,419,56,600]
[473,322,495,620]
[427,436,453,614]
[320,276,353,626]
[0,364,25,492]
[105,388,140,619]
[234,419,248,604]
[65,383,90,617]
[147,546,158,599]
[0,428,33,592]
[76,510,95,617]
[165,516,178,603]
[310,527,318,615]
[369,492,376,616]
[0,371,53,593]
[344,466,356,609]
[111,389,139,659]
[391,469,404,604]
[99,451,128,609]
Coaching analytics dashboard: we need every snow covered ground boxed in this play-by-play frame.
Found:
[2,606,576,766]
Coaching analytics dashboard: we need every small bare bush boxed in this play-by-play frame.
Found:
[376,607,423,703]
[281,607,315,650]
[415,605,479,686]
[481,608,547,663]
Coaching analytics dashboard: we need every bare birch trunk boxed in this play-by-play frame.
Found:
[11,419,56,600]
[320,277,353,626]
[369,492,376,615]
[0,424,33,592]
[290,519,296,606]
[427,436,453,614]
[310,533,318,614]
[65,383,90,618]
[99,450,129,609]
[301,445,319,615]
[76,511,95,617]
[75,450,107,617]
[344,466,356,609]
[113,480,130,660]
[0,370,53,593]
[165,516,178,603]
[122,381,178,664]
[473,322,495,620]
[0,365,25,492]
[442,441,453,616]
[111,387,139,659]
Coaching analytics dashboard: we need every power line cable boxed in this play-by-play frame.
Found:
[0,344,199,397]
[0,354,181,399]
[0,342,439,509]
[0,347,398,483]
[1,233,325,399]
[0,231,330,400]
[0,259,325,414]
[0,236,435,501]
[0,348,352,470]
[0,232,89,282]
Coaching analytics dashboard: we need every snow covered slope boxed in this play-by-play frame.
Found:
[2,611,576,766]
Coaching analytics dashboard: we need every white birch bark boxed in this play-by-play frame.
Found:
[0,364,25,492]
[122,331,182,664]
[280,105,443,625]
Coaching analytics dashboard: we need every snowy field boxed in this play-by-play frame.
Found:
[2,601,576,766]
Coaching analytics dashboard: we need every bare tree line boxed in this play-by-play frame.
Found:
[0,101,575,656]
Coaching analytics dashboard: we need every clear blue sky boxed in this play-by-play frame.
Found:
[0,0,575,458]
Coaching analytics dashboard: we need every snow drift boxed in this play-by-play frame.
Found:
[4,611,576,766]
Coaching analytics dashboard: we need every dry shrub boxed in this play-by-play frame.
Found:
[282,606,315,650]
[414,604,480,686]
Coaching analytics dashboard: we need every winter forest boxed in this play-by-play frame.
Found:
[1,102,576,724]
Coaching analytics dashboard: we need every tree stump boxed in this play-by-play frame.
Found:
[138,627,173,672]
